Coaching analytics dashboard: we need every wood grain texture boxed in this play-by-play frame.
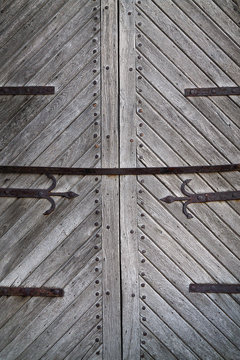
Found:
[119,1,140,359]
[0,1,104,359]
[135,0,240,358]
[101,1,121,359]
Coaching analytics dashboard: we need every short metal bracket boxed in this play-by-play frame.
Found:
[0,174,78,215]
[189,284,240,294]
[0,86,55,95]
[184,86,240,97]
[0,287,64,297]
[160,179,240,219]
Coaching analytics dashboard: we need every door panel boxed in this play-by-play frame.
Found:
[0,1,239,359]
[0,1,120,359]
[120,0,240,359]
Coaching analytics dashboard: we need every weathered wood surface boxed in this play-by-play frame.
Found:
[101,0,121,359]
[118,0,240,358]
[119,1,140,359]
[0,1,106,359]
[0,0,239,359]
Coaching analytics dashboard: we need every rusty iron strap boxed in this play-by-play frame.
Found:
[0,86,55,95]
[0,174,78,215]
[184,86,240,97]
[0,164,239,176]
[161,179,240,219]
[189,284,240,294]
[0,287,64,297]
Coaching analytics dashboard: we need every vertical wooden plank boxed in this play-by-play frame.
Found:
[120,1,140,359]
[101,1,121,359]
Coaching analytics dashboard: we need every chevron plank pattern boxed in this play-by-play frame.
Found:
[135,0,240,358]
[0,0,104,358]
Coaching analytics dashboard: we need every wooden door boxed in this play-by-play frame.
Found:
[119,0,240,359]
[0,1,240,359]
[0,1,120,359]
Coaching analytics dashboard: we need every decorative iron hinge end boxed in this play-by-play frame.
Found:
[0,174,79,215]
[160,179,240,219]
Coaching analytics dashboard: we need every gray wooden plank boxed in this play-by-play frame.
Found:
[137,117,240,225]
[139,233,240,349]
[138,178,239,283]
[137,0,238,85]
[87,345,103,360]
[137,56,239,162]
[152,0,240,82]
[192,0,240,45]
[0,2,104,359]
[64,327,102,360]
[140,282,224,359]
[14,98,100,169]
[172,0,240,65]
[6,0,99,85]
[0,20,99,133]
[0,0,48,48]
[212,0,240,24]
[137,215,240,325]
[139,172,240,272]
[140,324,177,360]
[0,56,100,165]
[136,35,240,148]
[0,227,101,337]
[0,254,102,359]
[0,178,101,284]
[101,1,121,359]
[0,153,100,254]
[0,270,101,353]
[120,1,140,359]
[140,302,199,359]
[0,0,96,85]
[0,0,69,70]
[18,291,101,359]
[135,7,240,125]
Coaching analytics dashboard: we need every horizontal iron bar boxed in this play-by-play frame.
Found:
[189,284,240,293]
[0,86,55,95]
[184,86,240,97]
[0,164,239,176]
[0,286,64,297]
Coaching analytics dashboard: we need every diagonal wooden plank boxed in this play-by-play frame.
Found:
[137,211,240,326]
[0,21,99,132]
[0,223,101,334]
[136,35,240,145]
[17,288,102,359]
[172,0,240,65]
[0,55,100,164]
[139,232,240,349]
[6,1,99,85]
[135,9,240,125]
[137,56,239,162]
[212,0,240,24]
[192,0,240,45]
[137,0,239,84]
[140,324,177,360]
[0,0,70,69]
[0,179,101,282]
[151,0,240,81]
[140,301,200,359]
[140,282,225,359]
[137,182,239,283]
[64,326,102,360]
[0,254,102,359]
[0,0,51,49]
